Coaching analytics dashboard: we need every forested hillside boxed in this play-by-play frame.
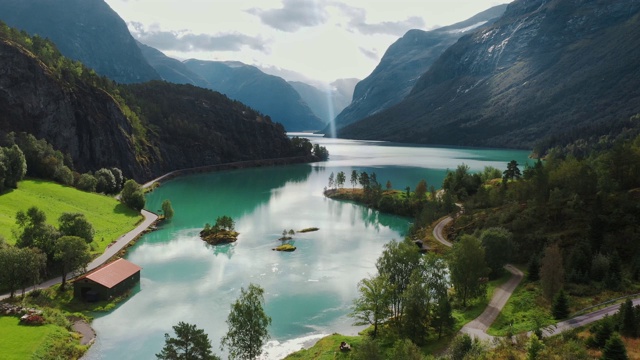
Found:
[0,0,160,84]
[0,23,304,182]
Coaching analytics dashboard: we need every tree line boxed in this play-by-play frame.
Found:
[0,207,94,296]
[0,132,146,210]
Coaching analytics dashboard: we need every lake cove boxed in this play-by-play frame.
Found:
[83,138,530,360]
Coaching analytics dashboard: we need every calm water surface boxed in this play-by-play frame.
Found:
[84,137,529,359]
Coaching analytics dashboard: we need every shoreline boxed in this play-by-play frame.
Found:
[0,155,319,359]
[142,156,316,188]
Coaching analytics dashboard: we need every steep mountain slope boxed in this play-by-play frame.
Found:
[137,41,209,87]
[184,60,325,131]
[332,4,508,130]
[0,30,299,182]
[289,79,357,124]
[0,0,160,84]
[338,0,640,150]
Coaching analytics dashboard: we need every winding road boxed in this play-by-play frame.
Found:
[431,211,523,341]
[431,211,638,341]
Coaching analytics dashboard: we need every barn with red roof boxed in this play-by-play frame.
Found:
[73,258,141,302]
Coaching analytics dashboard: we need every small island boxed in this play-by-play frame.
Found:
[200,215,239,245]
[273,244,296,252]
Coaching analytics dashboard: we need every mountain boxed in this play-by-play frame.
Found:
[136,41,209,87]
[184,60,325,131]
[289,79,357,124]
[331,4,508,130]
[0,29,300,182]
[0,0,160,84]
[338,0,640,151]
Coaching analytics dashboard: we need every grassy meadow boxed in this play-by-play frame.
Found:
[0,316,59,360]
[0,179,142,254]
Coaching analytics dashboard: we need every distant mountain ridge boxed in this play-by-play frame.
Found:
[136,41,210,87]
[338,0,640,150]
[289,79,357,124]
[0,0,160,84]
[184,60,326,131]
[331,4,508,130]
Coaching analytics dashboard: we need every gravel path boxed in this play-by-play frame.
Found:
[72,320,96,345]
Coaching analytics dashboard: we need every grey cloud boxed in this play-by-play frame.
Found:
[130,23,268,52]
[359,47,379,61]
[335,3,425,36]
[247,0,329,32]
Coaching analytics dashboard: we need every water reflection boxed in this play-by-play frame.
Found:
[85,139,530,360]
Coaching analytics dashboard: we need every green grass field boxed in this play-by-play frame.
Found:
[0,316,59,360]
[0,179,143,254]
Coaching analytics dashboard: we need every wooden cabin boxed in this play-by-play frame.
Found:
[73,258,141,302]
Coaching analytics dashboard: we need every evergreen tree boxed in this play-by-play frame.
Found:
[526,334,544,360]
[156,322,220,360]
[540,244,564,300]
[552,289,570,320]
[350,170,358,189]
[619,299,638,338]
[601,333,628,360]
[527,254,540,281]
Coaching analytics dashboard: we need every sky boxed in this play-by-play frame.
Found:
[104,0,510,84]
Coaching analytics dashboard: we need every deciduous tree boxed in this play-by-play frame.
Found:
[53,235,91,290]
[448,234,489,306]
[162,200,175,221]
[350,274,392,338]
[221,284,271,360]
[375,238,421,321]
[58,213,95,243]
[121,179,146,211]
[480,227,514,279]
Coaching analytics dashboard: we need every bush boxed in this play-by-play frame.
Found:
[20,314,45,326]
[75,173,97,192]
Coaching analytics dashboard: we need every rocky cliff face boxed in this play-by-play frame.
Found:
[0,39,298,182]
[0,38,144,178]
[184,60,326,132]
[0,0,160,84]
[338,0,640,150]
[331,4,508,130]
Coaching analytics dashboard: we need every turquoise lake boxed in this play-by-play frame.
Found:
[84,137,530,359]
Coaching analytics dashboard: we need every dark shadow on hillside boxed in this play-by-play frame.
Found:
[113,203,141,218]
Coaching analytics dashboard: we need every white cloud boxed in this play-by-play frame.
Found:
[105,0,511,83]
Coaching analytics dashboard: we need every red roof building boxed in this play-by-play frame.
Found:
[73,259,141,302]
